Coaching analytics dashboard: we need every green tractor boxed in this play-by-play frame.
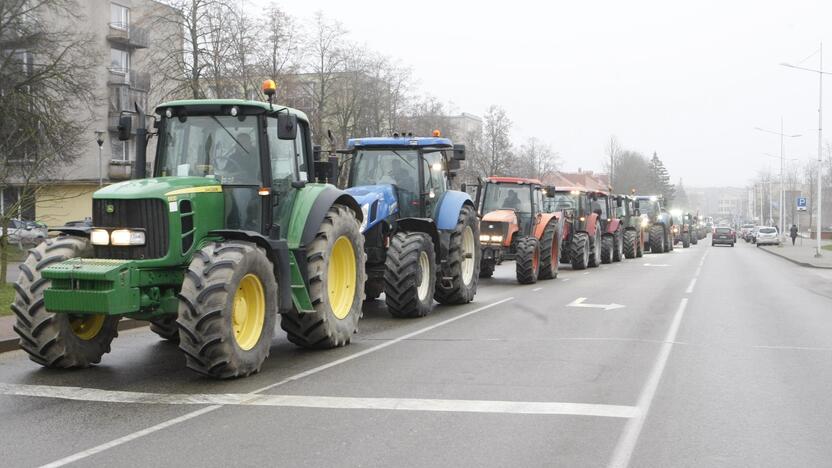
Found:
[12,82,366,379]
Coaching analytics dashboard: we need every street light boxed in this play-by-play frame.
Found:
[781,42,829,257]
[755,122,801,242]
[94,130,106,187]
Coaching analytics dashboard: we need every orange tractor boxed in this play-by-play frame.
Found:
[475,177,561,284]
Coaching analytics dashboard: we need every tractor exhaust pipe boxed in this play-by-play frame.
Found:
[134,103,147,179]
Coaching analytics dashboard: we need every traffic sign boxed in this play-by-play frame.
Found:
[797,196,808,211]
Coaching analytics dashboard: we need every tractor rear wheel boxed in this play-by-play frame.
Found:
[588,223,602,268]
[636,231,644,257]
[538,220,560,280]
[623,229,636,259]
[515,236,540,284]
[613,231,624,262]
[12,236,119,368]
[281,204,366,347]
[480,259,495,278]
[682,233,691,248]
[600,235,614,264]
[178,241,277,379]
[570,232,590,270]
[649,225,665,253]
[149,317,179,343]
[385,232,436,317]
[435,205,480,305]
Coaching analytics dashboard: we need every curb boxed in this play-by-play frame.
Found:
[757,246,832,269]
[0,319,149,354]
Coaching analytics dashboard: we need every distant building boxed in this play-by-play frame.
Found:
[549,170,611,192]
[3,0,180,226]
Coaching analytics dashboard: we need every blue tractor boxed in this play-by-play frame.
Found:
[338,134,480,317]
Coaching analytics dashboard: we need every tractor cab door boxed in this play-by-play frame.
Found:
[531,186,545,231]
[268,117,309,237]
[421,150,448,218]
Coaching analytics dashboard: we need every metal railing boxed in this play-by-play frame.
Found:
[106,23,148,49]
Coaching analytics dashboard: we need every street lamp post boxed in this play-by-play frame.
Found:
[781,43,828,257]
[755,123,801,242]
[95,131,106,187]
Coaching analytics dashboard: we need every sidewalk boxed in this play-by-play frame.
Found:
[758,237,832,269]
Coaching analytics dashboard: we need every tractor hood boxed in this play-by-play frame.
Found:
[344,184,398,233]
[93,177,222,200]
[482,209,518,224]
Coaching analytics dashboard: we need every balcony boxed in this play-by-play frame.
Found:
[107,113,137,133]
[107,69,150,92]
[108,160,152,181]
[106,23,148,49]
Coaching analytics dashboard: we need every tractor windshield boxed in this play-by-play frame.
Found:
[482,183,531,214]
[158,116,263,185]
[551,193,578,211]
[349,149,421,217]
[637,199,659,216]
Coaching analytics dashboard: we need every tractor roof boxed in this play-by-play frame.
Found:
[486,176,544,186]
[346,136,453,149]
[156,99,309,121]
[555,186,586,193]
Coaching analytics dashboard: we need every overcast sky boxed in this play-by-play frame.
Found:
[271,0,831,187]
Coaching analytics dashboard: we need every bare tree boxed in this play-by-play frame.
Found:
[262,3,299,82]
[0,0,98,280]
[477,105,514,177]
[515,137,560,180]
[605,135,621,190]
[307,11,346,144]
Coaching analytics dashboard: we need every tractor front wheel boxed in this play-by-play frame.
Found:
[588,223,602,268]
[13,236,119,368]
[435,205,480,305]
[538,220,560,280]
[178,241,277,379]
[682,233,691,248]
[623,229,636,259]
[600,235,614,264]
[570,232,590,270]
[613,231,624,262]
[281,204,366,347]
[385,232,436,317]
[515,236,540,284]
[649,225,665,253]
[479,258,495,278]
[149,317,179,343]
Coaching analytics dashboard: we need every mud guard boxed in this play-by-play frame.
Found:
[434,191,474,230]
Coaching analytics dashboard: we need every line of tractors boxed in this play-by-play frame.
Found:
[9,82,707,379]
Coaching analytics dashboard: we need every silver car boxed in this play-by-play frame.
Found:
[0,219,48,246]
[755,226,780,246]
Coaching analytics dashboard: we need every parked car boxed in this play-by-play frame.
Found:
[755,226,780,246]
[0,219,47,245]
[740,224,755,242]
[712,227,735,247]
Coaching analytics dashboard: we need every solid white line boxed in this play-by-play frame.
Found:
[533,287,543,292]
[37,297,515,468]
[0,383,637,419]
[685,278,697,294]
[694,267,701,277]
[561,278,571,282]
[607,298,689,468]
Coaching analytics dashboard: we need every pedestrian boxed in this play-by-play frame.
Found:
[789,224,798,245]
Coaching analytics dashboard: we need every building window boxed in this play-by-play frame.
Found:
[111,138,129,161]
[110,48,129,74]
[111,3,129,29]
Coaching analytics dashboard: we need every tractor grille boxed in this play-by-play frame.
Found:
[92,198,169,260]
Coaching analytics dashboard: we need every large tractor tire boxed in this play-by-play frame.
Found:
[281,204,366,347]
[364,279,384,302]
[600,235,614,264]
[384,232,436,318]
[149,317,179,343]
[515,236,540,284]
[691,234,698,246]
[649,225,665,253]
[435,205,480,305]
[570,232,590,270]
[538,220,560,280]
[612,231,624,262]
[682,232,691,248]
[479,259,495,278]
[178,241,277,379]
[623,229,636,259]
[588,223,602,268]
[13,236,120,368]
[636,231,644,257]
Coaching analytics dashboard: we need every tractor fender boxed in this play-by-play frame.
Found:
[48,227,91,238]
[605,218,622,235]
[434,191,474,231]
[585,212,600,236]
[345,184,397,233]
[288,184,362,250]
[208,229,293,314]
[396,217,440,255]
[533,212,560,239]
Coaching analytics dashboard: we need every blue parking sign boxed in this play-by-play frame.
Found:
[797,196,808,211]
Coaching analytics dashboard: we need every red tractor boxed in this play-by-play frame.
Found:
[547,187,621,269]
[476,177,561,284]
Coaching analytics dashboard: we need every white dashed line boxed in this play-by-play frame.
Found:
[533,287,543,292]
[685,278,697,294]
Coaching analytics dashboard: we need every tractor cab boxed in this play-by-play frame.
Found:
[478,177,554,247]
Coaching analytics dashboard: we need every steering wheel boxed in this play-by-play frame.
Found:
[218,152,245,177]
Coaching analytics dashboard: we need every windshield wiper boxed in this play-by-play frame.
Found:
[211,116,249,153]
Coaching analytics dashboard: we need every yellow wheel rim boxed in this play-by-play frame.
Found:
[328,235,357,320]
[232,273,266,351]
[70,315,105,341]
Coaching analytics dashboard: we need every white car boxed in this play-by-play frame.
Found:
[0,219,48,246]
[755,226,780,246]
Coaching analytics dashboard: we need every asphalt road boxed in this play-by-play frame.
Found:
[2,237,832,467]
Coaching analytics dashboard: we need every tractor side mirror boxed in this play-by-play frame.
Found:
[117,114,132,141]
[448,158,461,171]
[544,186,556,197]
[460,183,467,193]
[277,113,298,140]
[313,144,323,161]
[453,144,466,160]
[314,156,339,184]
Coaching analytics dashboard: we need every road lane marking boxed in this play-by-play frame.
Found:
[752,345,832,352]
[0,383,637,419]
[608,298,688,468]
[685,278,697,294]
[533,287,543,291]
[561,278,571,281]
[694,267,701,277]
[36,297,515,468]
[642,263,669,267]
[567,297,626,311]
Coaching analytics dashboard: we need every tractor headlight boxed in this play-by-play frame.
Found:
[110,229,146,246]
[480,235,491,242]
[90,229,110,246]
[641,218,650,227]
[490,235,503,243]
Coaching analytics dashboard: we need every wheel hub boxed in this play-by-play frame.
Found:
[232,274,265,351]
[327,236,357,320]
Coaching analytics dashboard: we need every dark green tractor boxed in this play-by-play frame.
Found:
[12,83,366,379]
